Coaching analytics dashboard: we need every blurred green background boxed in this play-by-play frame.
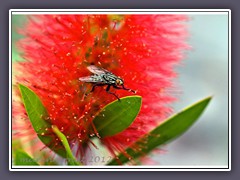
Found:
[12,15,25,62]
[11,14,229,166]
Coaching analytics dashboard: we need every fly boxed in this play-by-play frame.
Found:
[79,65,136,101]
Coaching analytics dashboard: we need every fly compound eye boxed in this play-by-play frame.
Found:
[116,79,123,86]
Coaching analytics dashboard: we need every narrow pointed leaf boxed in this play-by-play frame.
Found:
[93,96,142,138]
[15,150,39,165]
[108,96,212,165]
[52,125,81,165]
[19,84,66,158]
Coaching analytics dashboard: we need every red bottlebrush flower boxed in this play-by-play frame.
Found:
[13,14,188,163]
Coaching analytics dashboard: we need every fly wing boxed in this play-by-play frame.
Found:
[79,75,102,83]
[87,65,110,75]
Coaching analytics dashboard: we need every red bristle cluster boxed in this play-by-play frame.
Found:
[13,14,188,161]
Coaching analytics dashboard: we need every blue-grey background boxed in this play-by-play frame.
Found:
[11,14,229,166]
[155,14,228,166]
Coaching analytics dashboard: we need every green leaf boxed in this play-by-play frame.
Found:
[19,84,66,158]
[52,125,81,165]
[93,96,142,138]
[15,150,39,165]
[108,96,212,165]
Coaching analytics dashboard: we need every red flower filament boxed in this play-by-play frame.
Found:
[13,14,188,163]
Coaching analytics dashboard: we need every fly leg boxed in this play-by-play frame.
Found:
[113,85,136,94]
[90,84,106,92]
[106,85,120,101]
[85,84,104,97]
[122,85,136,93]
[90,84,98,92]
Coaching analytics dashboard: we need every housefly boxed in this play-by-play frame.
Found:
[79,65,135,100]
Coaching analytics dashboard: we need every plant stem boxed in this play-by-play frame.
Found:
[52,125,81,165]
